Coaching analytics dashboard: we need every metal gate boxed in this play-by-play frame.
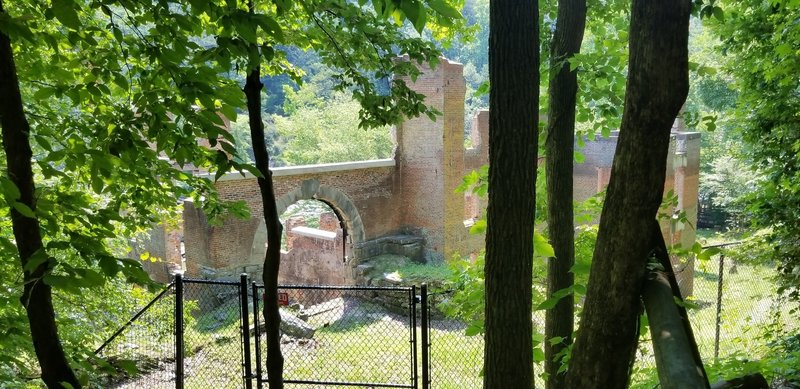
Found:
[97,275,431,388]
[249,284,422,388]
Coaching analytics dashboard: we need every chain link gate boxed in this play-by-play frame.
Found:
[98,275,437,388]
[249,284,423,388]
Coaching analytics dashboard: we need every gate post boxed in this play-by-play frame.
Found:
[714,253,725,361]
[421,284,430,389]
[411,285,418,389]
[175,273,184,389]
[252,282,264,389]
[240,274,253,389]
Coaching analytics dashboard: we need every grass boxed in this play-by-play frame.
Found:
[363,254,453,285]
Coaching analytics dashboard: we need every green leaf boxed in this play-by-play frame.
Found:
[533,347,545,362]
[697,247,722,261]
[43,274,74,290]
[574,150,585,164]
[428,0,461,20]
[98,256,120,277]
[674,296,701,310]
[570,260,590,276]
[548,336,564,346]
[469,219,486,234]
[33,87,56,101]
[400,0,426,33]
[533,231,554,258]
[116,359,139,375]
[51,0,81,30]
[536,287,572,310]
[79,268,105,287]
[0,177,21,201]
[23,249,51,272]
[12,202,35,218]
[464,320,483,336]
[474,81,490,97]
[712,6,724,22]
[239,163,264,178]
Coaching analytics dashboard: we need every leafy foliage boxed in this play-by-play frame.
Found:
[1,0,466,383]
[708,0,800,299]
[275,81,394,165]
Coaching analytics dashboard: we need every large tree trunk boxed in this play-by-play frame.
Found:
[543,0,586,386]
[0,2,80,387]
[564,1,691,387]
[242,2,284,385]
[483,1,539,388]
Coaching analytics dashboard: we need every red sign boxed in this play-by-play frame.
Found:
[263,292,290,306]
[278,292,289,306]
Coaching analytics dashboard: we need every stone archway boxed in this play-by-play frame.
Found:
[246,179,366,269]
[275,179,366,244]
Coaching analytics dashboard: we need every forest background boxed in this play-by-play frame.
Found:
[1,0,800,387]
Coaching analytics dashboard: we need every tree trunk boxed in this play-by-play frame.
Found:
[244,66,284,388]
[242,3,284,385]
[0,2,80,387]
[543,0,586,386]
[564,0,691,387]
[484,1,539,388]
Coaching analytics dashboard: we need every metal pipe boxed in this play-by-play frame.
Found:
[410,286,418,389]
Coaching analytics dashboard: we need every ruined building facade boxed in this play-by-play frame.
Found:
[139,59,701,294]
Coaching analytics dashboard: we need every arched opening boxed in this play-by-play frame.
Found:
[249,179,365,286]
[278,199,351,285]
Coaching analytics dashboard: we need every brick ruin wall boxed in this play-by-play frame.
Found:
[141,58,701,294]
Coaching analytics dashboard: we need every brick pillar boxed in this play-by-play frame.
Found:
[284,216,306,251]
[395,58,466,261]
[319,212,339,232]
[672,131,701,297]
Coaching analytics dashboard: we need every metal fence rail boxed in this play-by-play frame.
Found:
[95,283,176,388]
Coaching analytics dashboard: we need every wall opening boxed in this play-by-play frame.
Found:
[271,180,366,285]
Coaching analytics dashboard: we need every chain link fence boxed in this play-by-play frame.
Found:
[632,244,797,385]
[95,252,791,389]
[96,276,249,389]
[426,290,483,389]
[251,284,419,388]
[95,285,176,388]
[180,279,248,388]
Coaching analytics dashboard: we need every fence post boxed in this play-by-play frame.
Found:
[411,285,418,389]
[421,284,429,389]
[252,282,263,389]
[240,274,253,389]
[714,253,725,361]
[175,273,184,389]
